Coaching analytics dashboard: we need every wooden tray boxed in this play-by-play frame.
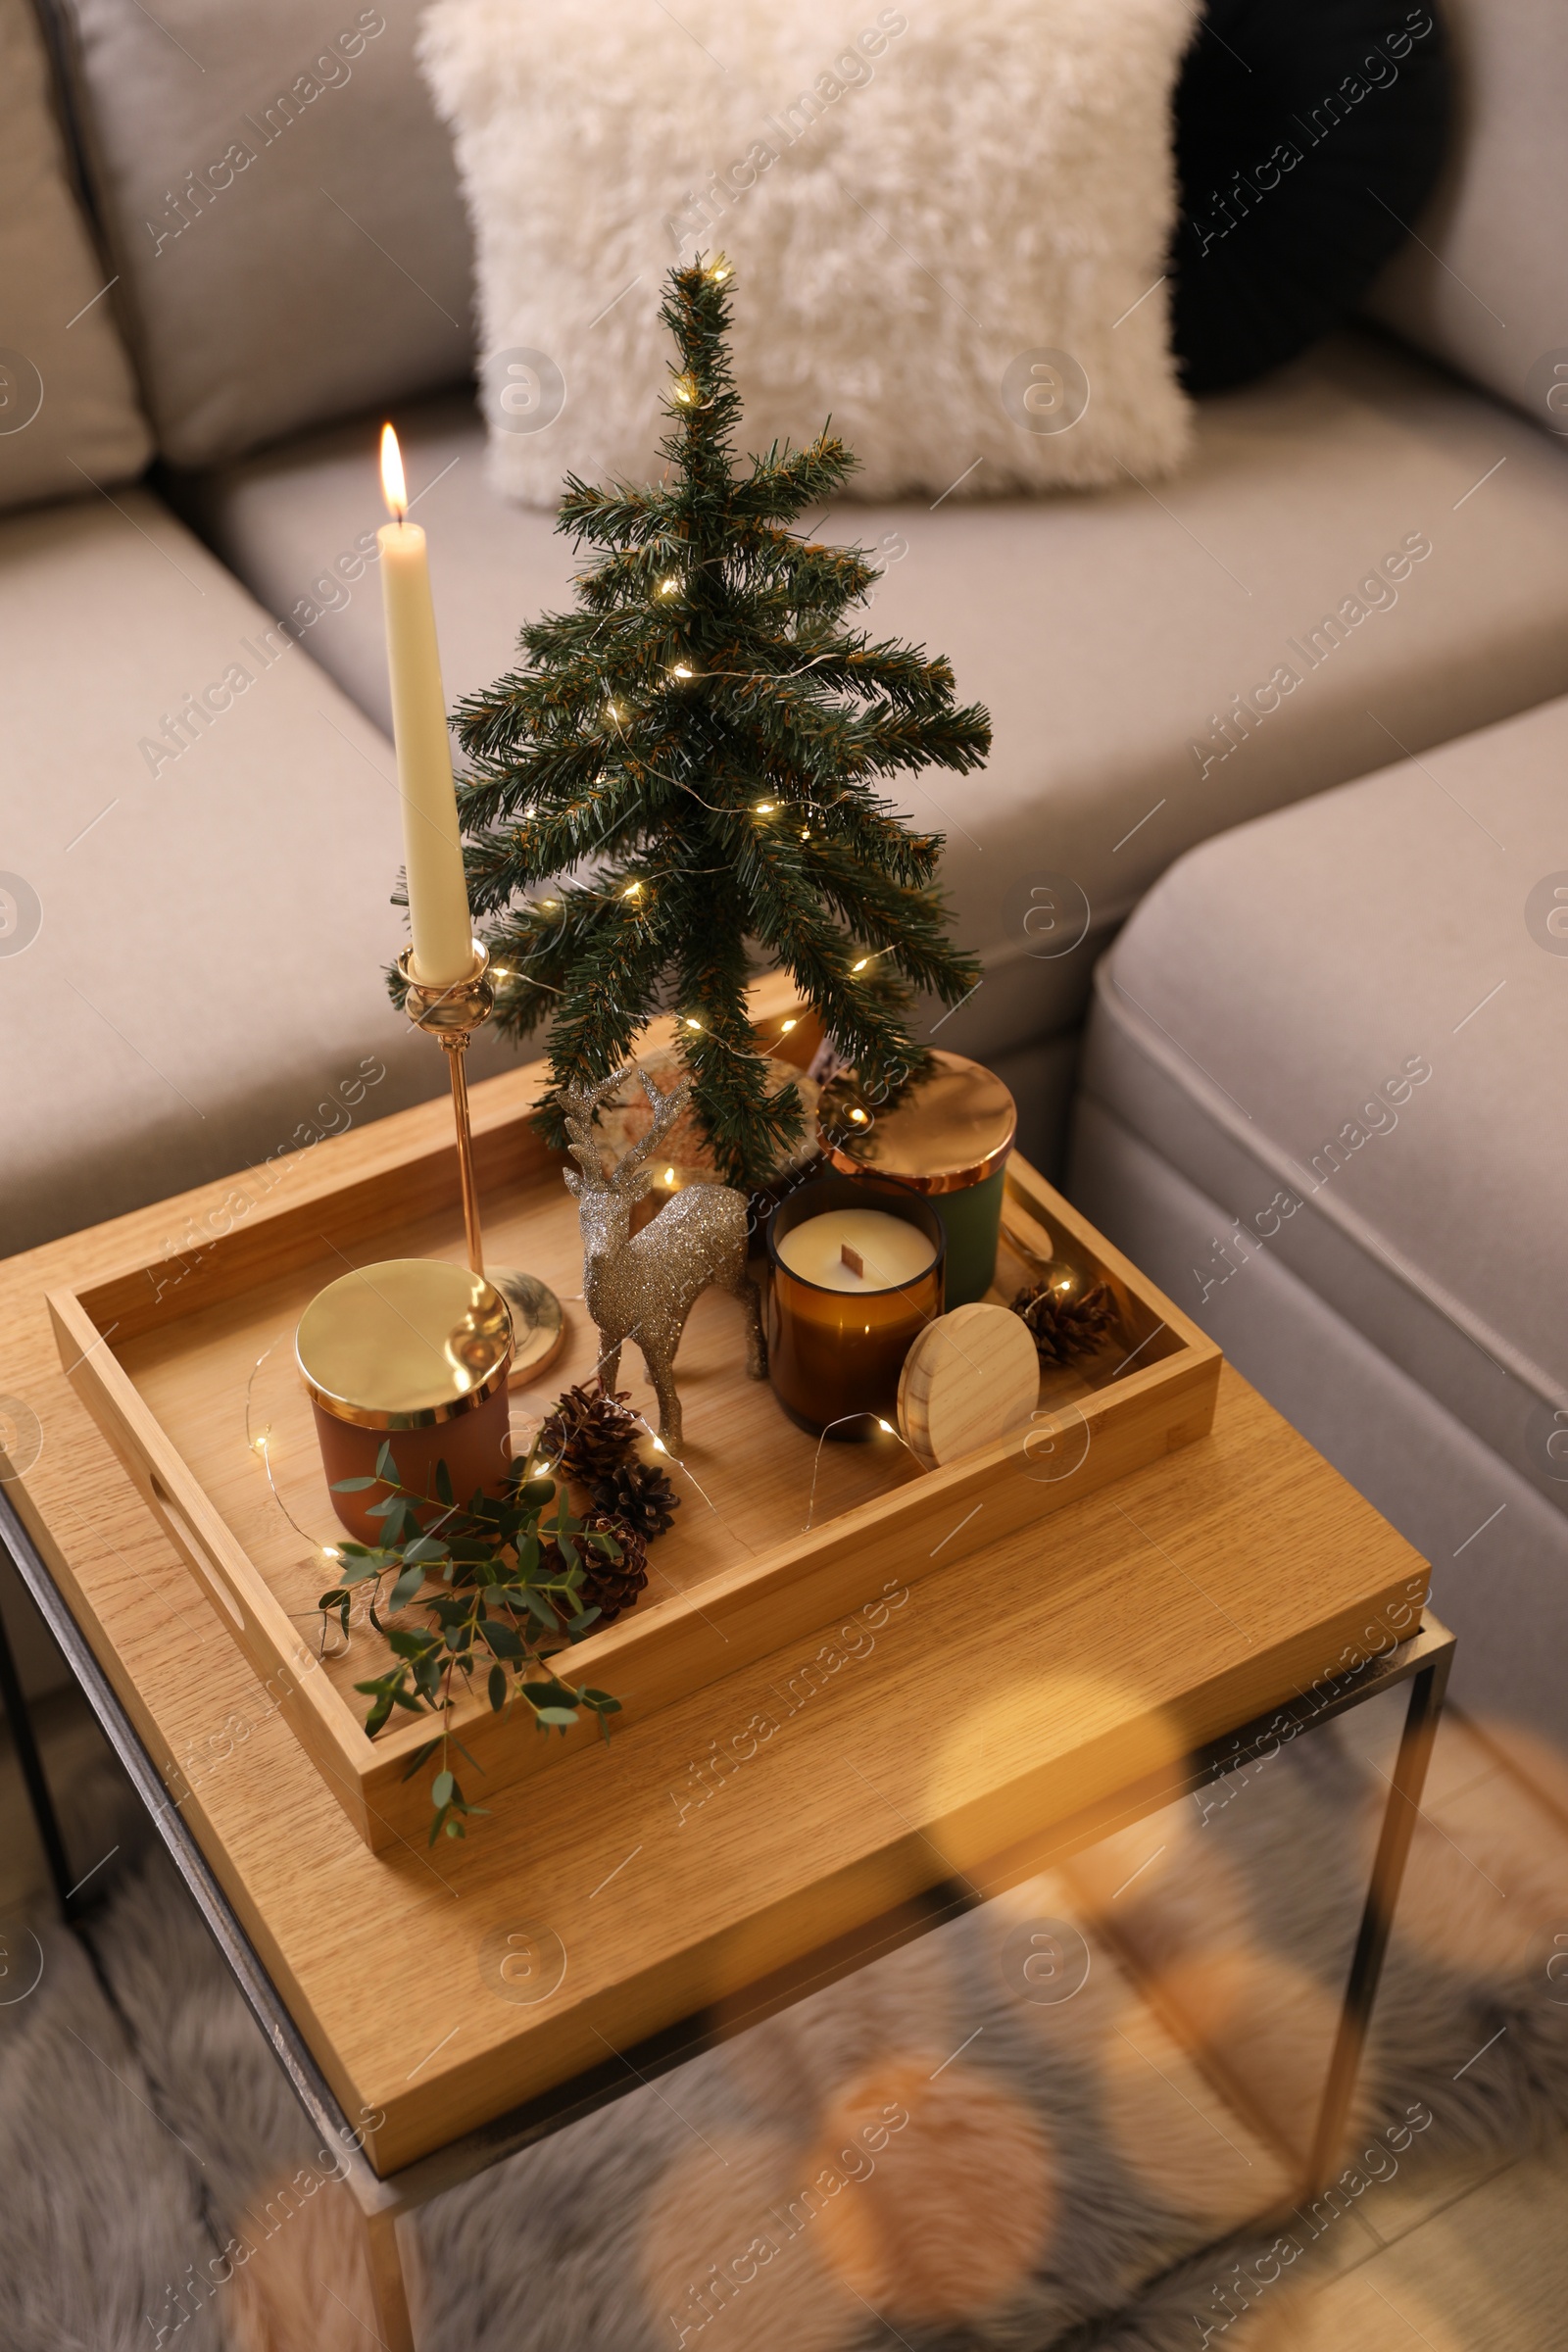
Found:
[49,979,1220,1850]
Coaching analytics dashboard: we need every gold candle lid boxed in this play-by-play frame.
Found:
[819,1051,1016,1195]
[297,1259,513,1430]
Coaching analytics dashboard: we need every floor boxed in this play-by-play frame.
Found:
[2,1646,1566,2350]
[1233,2140,1568,2348]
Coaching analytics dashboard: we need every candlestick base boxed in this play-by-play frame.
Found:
[398,944,565,1385]
[487,1266,565,1385]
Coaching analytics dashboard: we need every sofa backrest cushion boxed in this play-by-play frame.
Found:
[0,0,150,510]
[55,0,474,467]
[1364,0,1568,431]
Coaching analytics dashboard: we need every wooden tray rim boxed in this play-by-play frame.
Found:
[46,989,1221,1794]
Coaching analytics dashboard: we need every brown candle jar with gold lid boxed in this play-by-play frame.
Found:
[765,1174,945,1438]
[819,1051,1016,1307]
[296,1259,514,1543]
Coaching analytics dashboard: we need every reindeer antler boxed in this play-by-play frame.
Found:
[558,1064,694,1197]
[610,1067,692,1195]
[559,1066,633,1188]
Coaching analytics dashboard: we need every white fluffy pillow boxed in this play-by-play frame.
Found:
[420,0,1198,503]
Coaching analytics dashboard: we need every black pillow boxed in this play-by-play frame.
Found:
[1170,1,1451,394]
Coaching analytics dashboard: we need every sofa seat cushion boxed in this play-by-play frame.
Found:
[178,329,1568,1071]
[1069,1093,1568,1738]
[1073,691,1568,1514]
[0,489,485,1256]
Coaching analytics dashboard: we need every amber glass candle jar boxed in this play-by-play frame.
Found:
[765,1176,945,1439]
[296,1259,514,1543]
[820,1051,1016,1308]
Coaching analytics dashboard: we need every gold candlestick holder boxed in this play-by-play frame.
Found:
[398,942,564,1385]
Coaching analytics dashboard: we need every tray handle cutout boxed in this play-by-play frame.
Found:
[148,1473,246,1633]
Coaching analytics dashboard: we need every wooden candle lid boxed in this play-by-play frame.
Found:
[898,1301,1040,1469]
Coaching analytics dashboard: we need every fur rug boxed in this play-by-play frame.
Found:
[2,1709,1566,2352]
[417,0,1198,504]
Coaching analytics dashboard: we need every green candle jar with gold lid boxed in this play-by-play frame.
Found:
[818,1051,1016,1308]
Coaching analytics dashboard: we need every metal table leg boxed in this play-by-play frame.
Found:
[0,1576,75,1917]
[1303,1644,1452,2196]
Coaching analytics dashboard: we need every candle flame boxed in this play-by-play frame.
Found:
[379,422,408,520]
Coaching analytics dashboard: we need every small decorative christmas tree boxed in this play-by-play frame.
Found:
[452,258,991,1188]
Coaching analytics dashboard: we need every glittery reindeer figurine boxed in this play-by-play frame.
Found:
[561,1068,767,1458]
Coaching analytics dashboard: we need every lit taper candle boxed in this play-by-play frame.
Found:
[377,423,475,989]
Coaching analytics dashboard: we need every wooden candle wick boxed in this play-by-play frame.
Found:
[840,1244,865,1279]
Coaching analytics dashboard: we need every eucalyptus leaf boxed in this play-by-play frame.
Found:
[390,1563,427,1611]
[400,1738,442,1781]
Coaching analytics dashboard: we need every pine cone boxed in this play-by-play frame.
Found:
[536,1381,641,1483]
[587,1448,681,1543]
[1012,1277,1117,1368]
[588,1456,680,1540]
[574,1515,649,1626]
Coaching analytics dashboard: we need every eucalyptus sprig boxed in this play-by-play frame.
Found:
[318,1439,622,1844]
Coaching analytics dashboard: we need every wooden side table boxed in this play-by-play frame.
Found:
[0,1087,1452,2351]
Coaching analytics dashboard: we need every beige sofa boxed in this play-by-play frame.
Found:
[2,0,1564,1709]
[1066,4,1568,1736]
